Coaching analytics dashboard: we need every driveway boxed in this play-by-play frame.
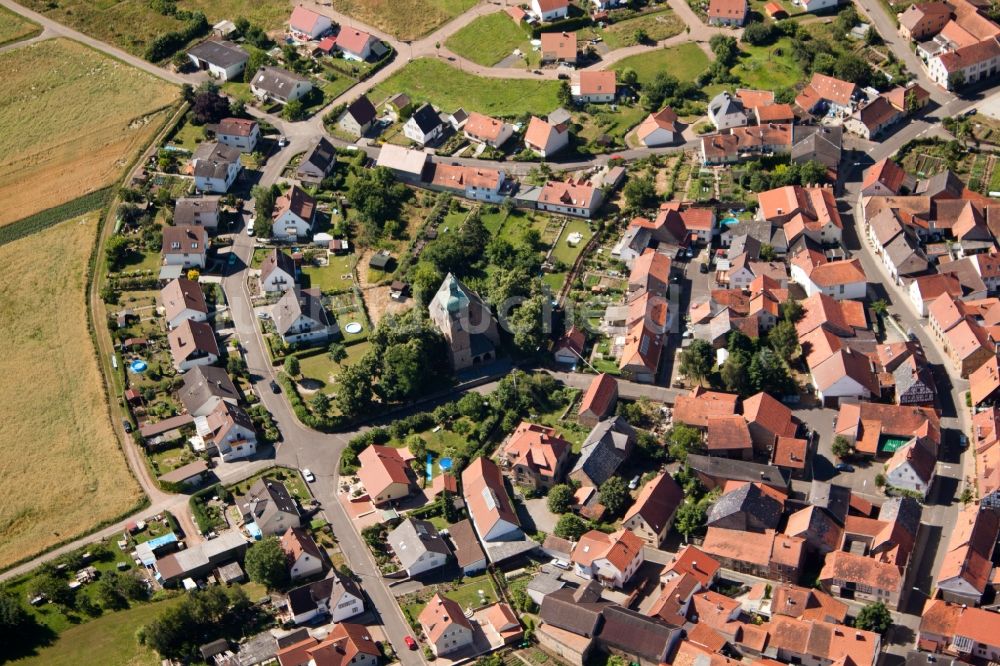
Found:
[519,498,559,535]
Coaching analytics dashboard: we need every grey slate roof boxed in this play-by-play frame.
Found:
[286,570,362,617]
[571,416,634,486]
[706,482,783,531]
[539,586,610,637]
[528,571,566,599]
[345,95,377,126]
[273,288,331,336]
[685,454,790,489]
[173,196,220,226]
[596,606,681,662]
[878,496,922,538]
[296,137,336,180]
[251,66,311,98]
[239,478,300,531]
[188,40,248,68]
[409,103,442,134]
[179,365,238,414]
[916,169,963,199]
[193,142,241,179]
[709,92,745,122]
[808,480,851,525]
[791,125,843,171]
[388,518,452,571]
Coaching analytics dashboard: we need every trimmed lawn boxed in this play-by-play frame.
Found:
[299,341,372,394]
[448,575,498,609]
[301,254,358,293]
[445,12,532,66]
[329,0,478,41]
[167,120,206,152]
[0,5,41,46]
[12,595,184,666]
[613,42,711,85]
[370,58,562,117]
[0,215,142,570]
[576,103,647,147]
[551,219,595,266]
[731,37,805,91]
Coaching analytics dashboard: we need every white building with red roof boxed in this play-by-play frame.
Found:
[334,27,380,61]
[357,445,414,505]
[419,593,475,656]
[498,421,571,490]
[463,112,514,148]
[637,107,681,147]
[524,116,570,157]
[708,0,748,25]
[538,180,603,218]
[571,528,644,588]
[571,70,617,103]
[531,0,570,21]
[289,5,332,40]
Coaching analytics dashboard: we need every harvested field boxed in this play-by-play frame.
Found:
[0,39,177,226]
[0,214,142,570]
[329,0,478,40]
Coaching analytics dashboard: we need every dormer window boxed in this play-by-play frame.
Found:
[171,242,181,249]
[191,243,199,249]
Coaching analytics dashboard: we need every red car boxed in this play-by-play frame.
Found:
[404,636,418,651]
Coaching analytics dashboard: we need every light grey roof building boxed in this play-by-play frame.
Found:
[179,365,239,417]
[239,478,301,536]
[706,482,783,532]
[388,518,452,577]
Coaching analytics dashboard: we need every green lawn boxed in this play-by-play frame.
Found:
[298,341,372,394]
[221,81,253,104]
[167,121,206,152]
[445,12,532,66]
[731,37,805,91]
[551,219,595,266]
[370,58,562,117]
[300,254,357,293]
[12,595,184,666]
[613,42,711,85]
[447,574,498,609]
[0,5,41,47]
[583,8,685,48]
[480,207,508,233]
[576,103,648,147]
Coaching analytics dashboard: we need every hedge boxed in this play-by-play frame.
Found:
[531,16,593,38]
[0,187,114,247]
[189,483,231,533]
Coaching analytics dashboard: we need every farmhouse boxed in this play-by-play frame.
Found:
[162,225,208,269]
[273,287,335,345]
[271,186,316,241]
[337,95,377,138]
[192,142,242,193]
[213,117,260,152]
[251,66,314,104]
[187,40,248,81]
[173,196,220,232]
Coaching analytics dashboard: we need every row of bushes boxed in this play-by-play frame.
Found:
[188,483,232,533]
[277,372,339,431]
[145,12,209,62]
[530,15,593,38]
[0,187,113,247]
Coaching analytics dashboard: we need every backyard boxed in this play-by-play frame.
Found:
[300,253,358,293]
[0,39,177,226]
[0,5,41,46]
[445,12,533,67]
[370,58,562,117]
[730,37,805,92]
[0,214,143,570]
[612,42,711,86]
[298,341,373,395]
[329,0,478,41]
[580,8,685,48]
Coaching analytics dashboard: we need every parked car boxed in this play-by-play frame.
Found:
[270,380,281,394]
[227,252,238,266]
[122,419,133,433]
[835,463,854,473]
[302,469,315,483]
[404,636,418,651]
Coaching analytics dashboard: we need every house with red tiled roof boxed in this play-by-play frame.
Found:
[970,354,1000,405]
[708,0,748,25]
[700,527,805,582]
[499,421,571,491]
[623,472,683,546]
[571,71,617,104]
[540,31,578,63]
[357,445,414,505]
[742,391,797,454]
[898,2,953,41]
[765,616,881,666]
[797,258,868,300]
[531,0,570,21]
[419,593,474,656]
[637,107,681,147]
[928,36,1000,90]
[276,622,380,666]
[673,387,740,429]
[462,456,521,543]
[280,526,324,581]
[333,27,380,61]
[862,158,912,197]
[771,436,809,478]
[289,5,332,40]
[884,440,936,497]
[524,116,570,157]
[706,415,754,460]
[554,325,586,365]
[757,185,843,244]
[795,73,856,115]
[663,545,721,587]
[463,112,514,148]
[908,273,963,317]
[578,373,618,426]
[845,96,903,139]
[538,180,603,218]
[918,599,1000,658]
[571,528,644,588]
[834,400,940,457]
[935,503,999,605]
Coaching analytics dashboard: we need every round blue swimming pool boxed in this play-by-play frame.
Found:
[129,359,148,373]
[439,457,453,472]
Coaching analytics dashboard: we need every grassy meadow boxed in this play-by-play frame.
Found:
[329,0,478,40]
[0,5,41,46]
[613,42,711,85]
[0,214,142,570]
[445,12,532,66]
[0,39,177,226]
[370,58,561,117]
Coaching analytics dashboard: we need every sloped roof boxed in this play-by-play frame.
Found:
[623,472,683,533]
